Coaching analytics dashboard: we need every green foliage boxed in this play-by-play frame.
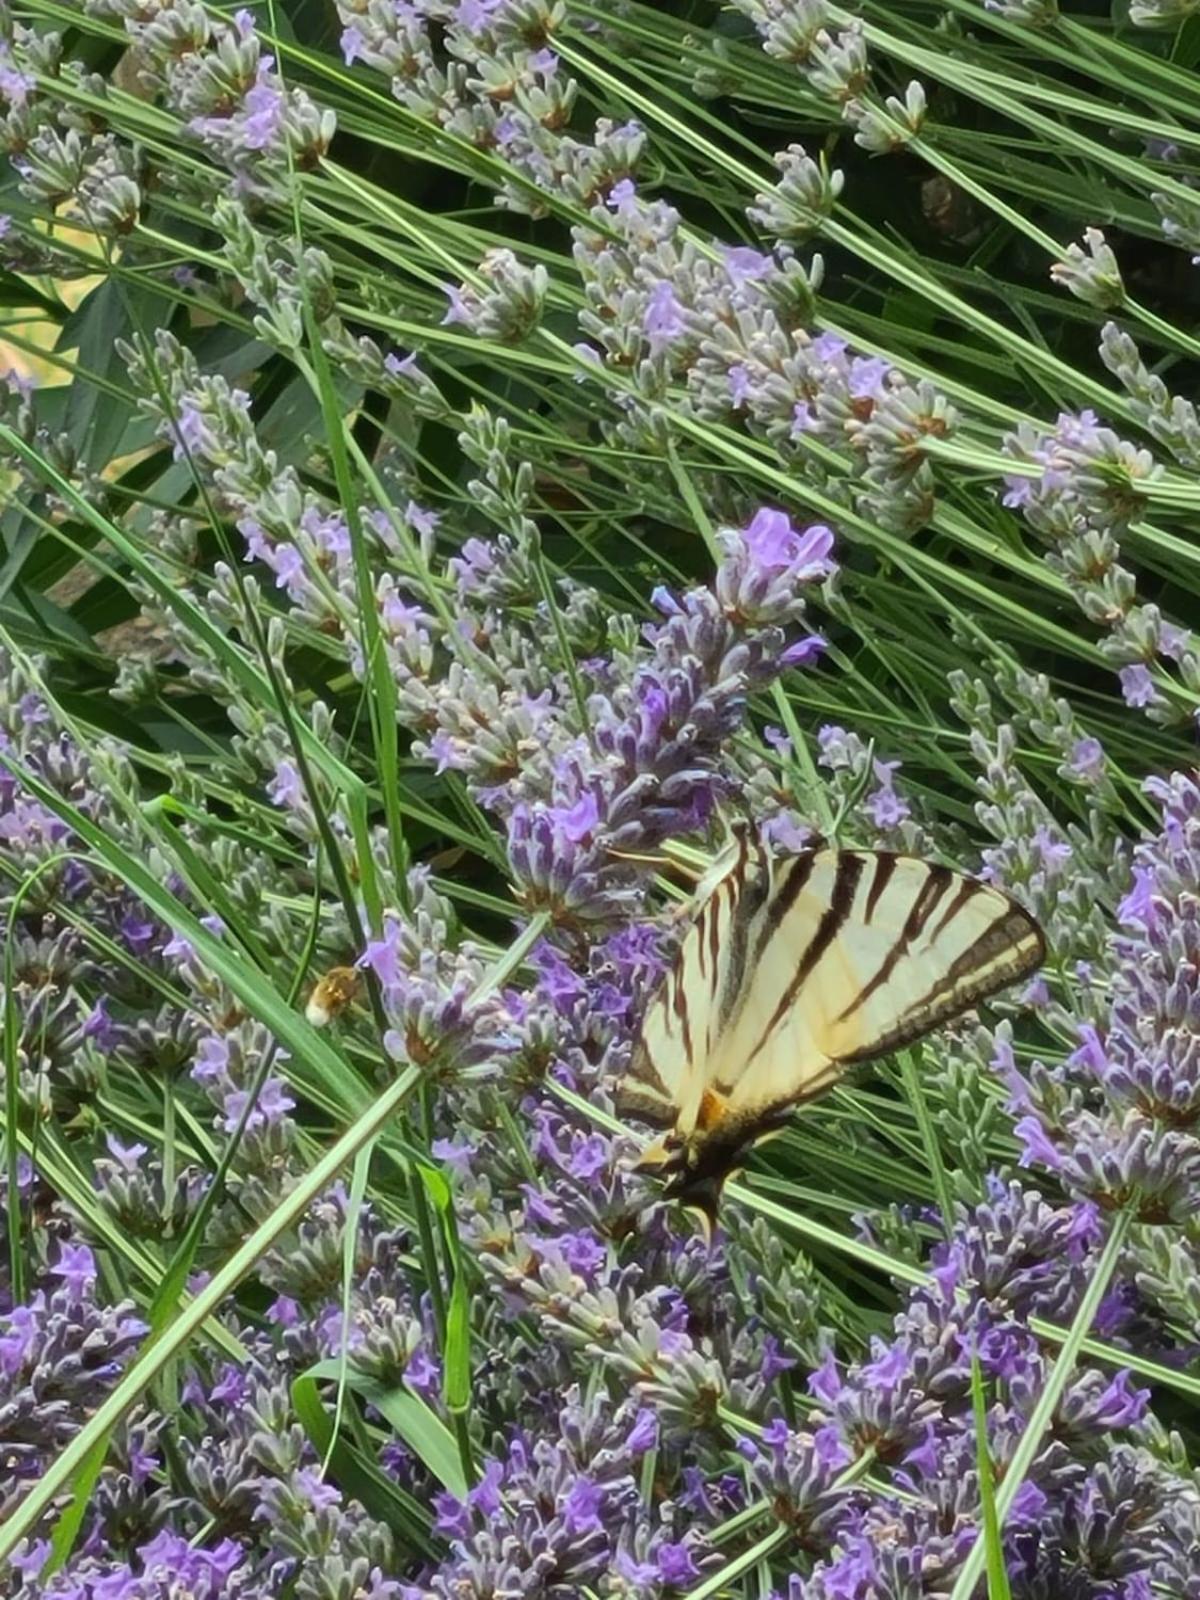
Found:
[2,0,1200,1591]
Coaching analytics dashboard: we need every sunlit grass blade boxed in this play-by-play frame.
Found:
[6,1067,422,1566]
[971,1357,1014,1600]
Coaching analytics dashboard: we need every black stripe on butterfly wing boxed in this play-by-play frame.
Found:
[750,849,817,970]
[671,971,694,1060]
[689,840,744,1055]
[715,830,772,1037]
[705,895,723,1036]
[739,851,867,1073]
[904,902,1045,1024]
[834,861,955,1026]
[837,899,1044,1067]
[863,851,898,924]
[926,874,984,943]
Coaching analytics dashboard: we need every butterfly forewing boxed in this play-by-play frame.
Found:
[617,830,769,1129]
[621,838,1045,1147]
[716,849,1044,1127]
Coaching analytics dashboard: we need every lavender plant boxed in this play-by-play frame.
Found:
[2,0,1200,1594]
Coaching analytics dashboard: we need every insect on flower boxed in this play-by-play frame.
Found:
[618,824,1046,1233]
[305,965,361,1028]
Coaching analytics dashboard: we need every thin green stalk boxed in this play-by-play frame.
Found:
[409,1156,449,1346]
[948,1211,1133,1600]
[1128,299,1200,366]
[321,1142,373,1480]
[12,1066,423,1569]
[900,1050,956,1238]
[680,1523,793,1600]
[529,535,594,744]
[971,1358,1014,1600]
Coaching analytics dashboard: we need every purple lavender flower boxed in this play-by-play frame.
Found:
[1003,771,1200,1222]
[715,508,834,626]
[1,1248,146,1514]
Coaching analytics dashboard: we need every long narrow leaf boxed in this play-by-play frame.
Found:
[2,1067,421,1565]
[305,1358,468,1499]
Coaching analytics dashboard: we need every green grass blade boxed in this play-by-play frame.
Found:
[5,1068,422,1565]
[971,1357,1014,1600]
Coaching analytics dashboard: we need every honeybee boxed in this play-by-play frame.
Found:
[305,966,361,1028]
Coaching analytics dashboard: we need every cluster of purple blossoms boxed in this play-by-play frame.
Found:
[335,0,641,215]
[427,1388,715,1598]
[0,20,141,242]
[442,248,550,343]
[1001,407,1198,722]
[86,2,335,191]
[1,1241,146,1522]
[726,0,931,158]
[1001,771,1200,1230]
[570,179,956,532]
[949,668,1128,969]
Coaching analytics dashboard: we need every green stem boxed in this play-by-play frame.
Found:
[948,1209,1133,1600]
[680,1523,793,1600]
[901,1050,956,1238]
[7,1069,423,1566]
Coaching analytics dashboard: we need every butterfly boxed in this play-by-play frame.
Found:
[616,826,1045,1230]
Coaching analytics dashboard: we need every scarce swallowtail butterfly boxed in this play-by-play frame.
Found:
[617,826,1045,1229]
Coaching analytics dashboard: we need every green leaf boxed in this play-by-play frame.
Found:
[971,1358,1013,1600]
[443,1263,471,1416]
[416,1160,453,1215]
[44,1434,110,1576]
[0,513,40,606]
[305,1359,468,1499]
[291,1375,436,1556]
[322,1143,373,1474]
[60,278,166,471]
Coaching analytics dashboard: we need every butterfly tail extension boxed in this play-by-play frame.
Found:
[631,1133,687,1176]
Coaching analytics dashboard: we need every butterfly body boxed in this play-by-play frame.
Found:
[618,829,1046,1226]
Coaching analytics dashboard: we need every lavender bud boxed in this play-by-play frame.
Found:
[1152,186,1200,257]
[1130,0,1200,25]
[845,81,927,154]
[749,145,844,240]
[1051,228,1126,309]
[1099,321,1200,469]
[443,248,549,342]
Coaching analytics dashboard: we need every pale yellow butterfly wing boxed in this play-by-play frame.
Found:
[619,838,1045,1160]
[617,828,769,1131]
[708,848,1045,1132]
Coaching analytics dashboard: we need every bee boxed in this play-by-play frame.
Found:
[305,966,361,1028]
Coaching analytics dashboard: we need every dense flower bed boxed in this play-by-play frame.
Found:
[3,1,1200,1596]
